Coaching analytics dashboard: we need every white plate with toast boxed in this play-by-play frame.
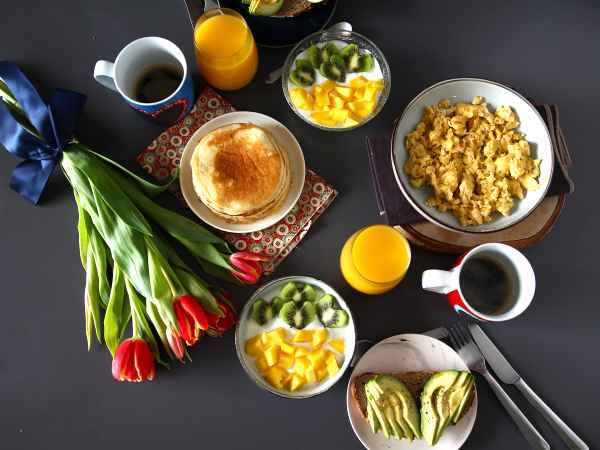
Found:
[346,334,477,450]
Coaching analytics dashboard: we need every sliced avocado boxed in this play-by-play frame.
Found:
[448,376,474,424]
[384,405,404,440]
[421,389,440,446]
[366,390,390,439]
[433,387,451,443]
[389,394,414,441]
[452,378,475,424]
[280,281,299,299]
[420,371,459,445]
[366,399,381,434]
[372,375,421,439]
[249,0,284,16]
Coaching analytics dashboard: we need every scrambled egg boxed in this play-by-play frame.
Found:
[404,97,541,226]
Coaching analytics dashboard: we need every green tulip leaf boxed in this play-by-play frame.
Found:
[103,265,129,356]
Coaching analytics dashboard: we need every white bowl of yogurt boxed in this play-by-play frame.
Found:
[282,29,391,131]
[235,276,357,399]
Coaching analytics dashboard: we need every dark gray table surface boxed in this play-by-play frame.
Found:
[1,1,598,449]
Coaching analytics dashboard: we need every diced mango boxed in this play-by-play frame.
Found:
[349,76,369,88]
[343,117,360,128]
[316,367,329,382]
[255,357,269,373]
[312,328,329,349]
[245,335,263,357]
[307,349,327,370]
[289,88,313,110]
[329,108,349,124]
[311,111,337,126]
[260,332,271,346]
[295,356,311,373]
[305,367,317,384]
[334,86,354,99]
[265,366,287,389]
[290,374,306,392]
[326,353,339,377]
[330,93,346,109]
[294,346,309,357]
[267,328,288,345]
[292,330,314,343]
[329,339,345,354]
[280,341,296,355]
[320,80,337,93]
[264,345,280,367]
[363,85,382,102]
[278,354,295,370]
[347,100,376,118]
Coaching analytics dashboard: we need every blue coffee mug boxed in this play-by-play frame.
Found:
[94,36,194,124]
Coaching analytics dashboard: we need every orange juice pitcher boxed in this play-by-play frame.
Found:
[193,8,258,91]
[340,225,411,295]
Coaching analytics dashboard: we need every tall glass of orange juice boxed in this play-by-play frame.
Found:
[193,8,258,91]
[340,225,411,295]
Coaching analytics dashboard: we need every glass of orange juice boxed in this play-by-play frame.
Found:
[193,8,258,91]
[340,225,411,295]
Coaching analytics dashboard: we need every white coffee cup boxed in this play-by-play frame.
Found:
[422,243,536,321]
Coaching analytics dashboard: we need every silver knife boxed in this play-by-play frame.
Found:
[470,324,589,450]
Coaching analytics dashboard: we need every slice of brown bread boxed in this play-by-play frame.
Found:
[350,371,474,423]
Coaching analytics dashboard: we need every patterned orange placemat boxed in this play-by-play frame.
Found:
[136,86,337,275]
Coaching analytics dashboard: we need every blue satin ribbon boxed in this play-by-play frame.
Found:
[0,61,86,204]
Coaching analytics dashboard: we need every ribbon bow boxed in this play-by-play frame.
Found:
[0,61,86,204]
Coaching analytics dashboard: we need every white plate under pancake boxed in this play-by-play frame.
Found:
[180,111,306,233]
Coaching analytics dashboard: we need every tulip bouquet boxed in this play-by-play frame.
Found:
[0,67,268,382]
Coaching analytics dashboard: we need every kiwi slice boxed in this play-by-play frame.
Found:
[250,299,273,325]
[271,296,287,315]
[316,294,338,314]
[295,58,313,71]
[319,61,345,82]
[318,42,340,66]
[279,301,317,329]
[330,54,345,70]
[341,43,359,59]
[289,67,315,87]
[307,44,321,68]
[319,307,349,328]
[357,54,374,72]
[301,284,317,302]
[280,282,299,299]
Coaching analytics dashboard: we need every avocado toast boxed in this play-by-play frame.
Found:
[351,371,475,446]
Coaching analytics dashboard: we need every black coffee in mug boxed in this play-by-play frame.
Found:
[133,64,183,103]
[459,256,514,315]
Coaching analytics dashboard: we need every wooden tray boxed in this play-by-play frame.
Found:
[396,194,566,253]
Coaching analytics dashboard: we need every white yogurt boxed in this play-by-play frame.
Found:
[236,276,356,398]
[286,40,385,128]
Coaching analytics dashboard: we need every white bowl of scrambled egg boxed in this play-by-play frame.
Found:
[391,78,554,233]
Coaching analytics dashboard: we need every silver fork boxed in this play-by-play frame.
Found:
[448,322,550,450]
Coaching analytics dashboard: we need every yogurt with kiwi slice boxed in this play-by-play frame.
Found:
[286,40,384,128]
[235,276,356,399]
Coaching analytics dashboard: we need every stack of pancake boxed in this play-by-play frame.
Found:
[191,123,291,223]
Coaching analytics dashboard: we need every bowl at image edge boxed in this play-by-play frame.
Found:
[234,276,357,399]
[282,29,391,132]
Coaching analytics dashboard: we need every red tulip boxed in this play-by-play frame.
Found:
[173,294,208,346]
[167,329,185,361]
[230,251,269,284]
[207,292,237,336]
[111,338,155,382]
